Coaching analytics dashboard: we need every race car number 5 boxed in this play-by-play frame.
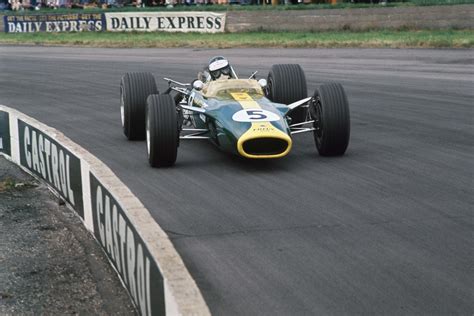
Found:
[232,109,280,122]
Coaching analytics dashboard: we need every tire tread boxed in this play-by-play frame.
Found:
[147,94,178,167]
[121,72,157,140]
[267,64,308,124]
[314,83,350,156]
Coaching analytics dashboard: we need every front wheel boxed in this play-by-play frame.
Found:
[310,83,350,156]
[146,94,179,167]
[266,64,308,124]
[120,72,157,140]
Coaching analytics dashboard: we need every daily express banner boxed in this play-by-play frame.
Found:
[4,13,104,33]
[105,11,226,33]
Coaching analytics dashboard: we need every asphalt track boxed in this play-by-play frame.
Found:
[1,46,472,315]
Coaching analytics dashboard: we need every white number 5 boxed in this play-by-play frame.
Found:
[232,109,280,122]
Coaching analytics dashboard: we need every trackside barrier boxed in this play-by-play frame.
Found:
[0,105,210,316]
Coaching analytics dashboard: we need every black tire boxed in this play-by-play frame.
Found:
[266,64,308,124]
[146,94,178,167]
[120,72,157,140]
[310,83,350,156]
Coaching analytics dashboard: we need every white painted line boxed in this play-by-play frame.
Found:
[81,161,94,233]
[9,111,20,164]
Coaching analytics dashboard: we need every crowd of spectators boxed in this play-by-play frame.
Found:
[2,0,126,10]
[0,0,313,11]
[0,0,384,11]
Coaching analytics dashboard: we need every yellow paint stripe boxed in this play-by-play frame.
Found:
[230,92,261,109]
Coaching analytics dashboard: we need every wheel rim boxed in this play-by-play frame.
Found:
[312,96,323,146]
[146,115,151,157]
[120,85,125,128]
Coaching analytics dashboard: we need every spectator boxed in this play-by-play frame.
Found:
[21,0,31,8]
[77,0,89,8]
[59,0,72,8]
[113,0,127,6]
[47,0,59,9]
[82,0,98,8]
[0,0,9,10]
[132,0,142,7]
[9,0,18,10]
[29,0,41,9]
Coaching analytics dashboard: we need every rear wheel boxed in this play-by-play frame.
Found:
[266,64,308,124]
[120,72,157,140]
[310,83,350,156]
[146,94,179,167]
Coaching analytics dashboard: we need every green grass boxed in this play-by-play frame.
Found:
[2,0,473,15]
[0,29,472,48]
[0,178,16,192]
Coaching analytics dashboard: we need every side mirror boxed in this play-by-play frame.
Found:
[193,80,204,91]
[258,79,267,89]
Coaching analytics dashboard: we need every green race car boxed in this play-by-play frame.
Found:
[120,59,350,168]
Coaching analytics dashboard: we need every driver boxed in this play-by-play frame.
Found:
[199,56,234,83]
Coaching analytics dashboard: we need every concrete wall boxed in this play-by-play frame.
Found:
[0,105,210,316]
[225,4,474,32]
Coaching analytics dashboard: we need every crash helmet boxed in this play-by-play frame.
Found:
[208,56,233,80]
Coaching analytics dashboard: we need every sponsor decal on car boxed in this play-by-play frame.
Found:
[232,109,280,122]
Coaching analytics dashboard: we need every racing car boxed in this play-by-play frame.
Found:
[120,60,350,167]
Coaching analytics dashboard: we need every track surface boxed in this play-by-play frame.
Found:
[1,47,472,315]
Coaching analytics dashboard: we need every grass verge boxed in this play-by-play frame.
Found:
[0,178,16,192]
[0,30,472,48]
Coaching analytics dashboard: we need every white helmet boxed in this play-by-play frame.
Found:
[208,56,233,80]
